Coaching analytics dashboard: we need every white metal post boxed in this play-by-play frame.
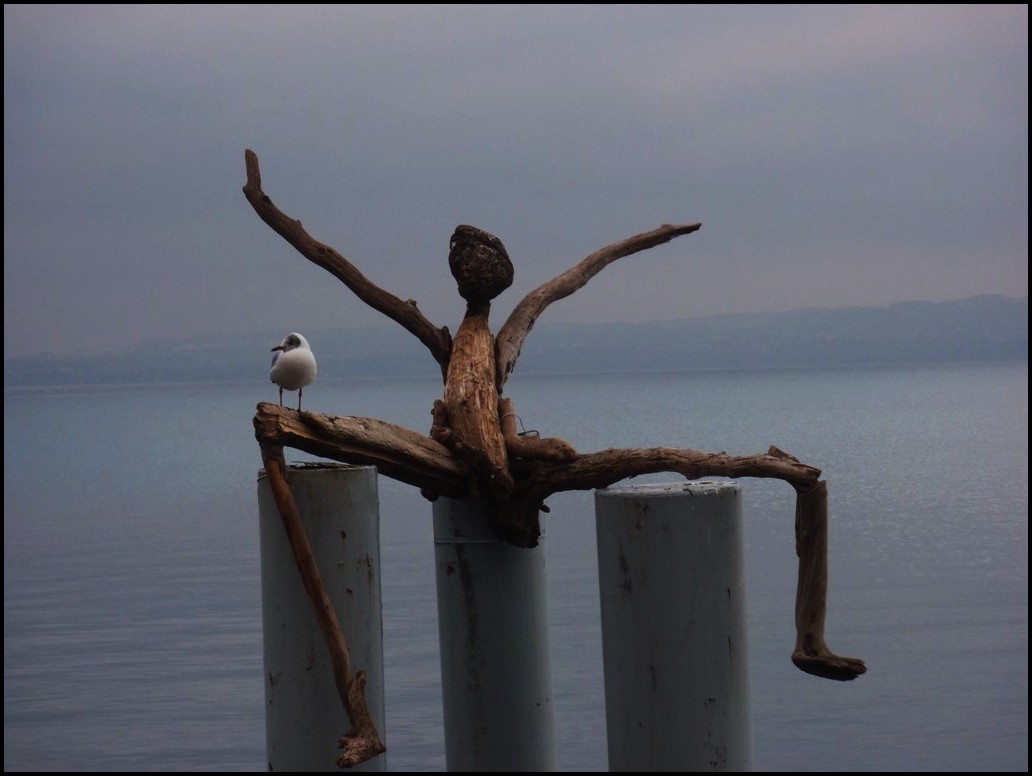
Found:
[595,480,753,771]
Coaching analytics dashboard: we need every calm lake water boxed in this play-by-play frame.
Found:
[3,361,1028,771]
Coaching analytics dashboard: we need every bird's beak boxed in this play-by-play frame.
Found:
[271,345,284,352]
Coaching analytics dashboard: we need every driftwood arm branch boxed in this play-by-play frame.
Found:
[495,222,702,386]
[243,150,453,372]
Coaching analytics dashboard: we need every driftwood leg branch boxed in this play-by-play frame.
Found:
[255,403,469,498]
[527,446,824,494]
[259,443,386,766]
[791,480,867,680]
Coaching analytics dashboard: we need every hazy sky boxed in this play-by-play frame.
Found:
[4,4,1027,358]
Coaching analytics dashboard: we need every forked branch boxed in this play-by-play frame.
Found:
[254,403,469,498]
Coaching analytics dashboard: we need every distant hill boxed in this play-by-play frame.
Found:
[3,295,1027,387]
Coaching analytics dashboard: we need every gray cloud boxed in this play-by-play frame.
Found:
[3,4,1027,357]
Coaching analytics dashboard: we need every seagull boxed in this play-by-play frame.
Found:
[270,332,317,410]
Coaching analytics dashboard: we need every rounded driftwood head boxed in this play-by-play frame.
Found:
[448,224,514,304]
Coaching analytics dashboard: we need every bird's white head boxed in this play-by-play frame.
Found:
[271,332,310,354]
[270,332,317,410]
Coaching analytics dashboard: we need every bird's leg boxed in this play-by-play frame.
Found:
[298,387,303,412]
[279,386,284,406]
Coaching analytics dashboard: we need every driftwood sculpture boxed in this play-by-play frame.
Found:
[244,149,866,767]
